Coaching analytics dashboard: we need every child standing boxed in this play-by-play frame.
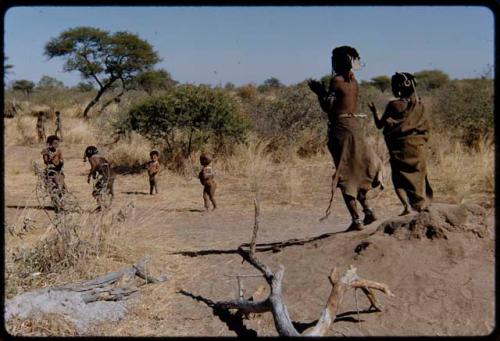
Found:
[84,146,115,211]
[41,135,66,210]
[145,150,160,195]
[369,72,433,215]
[54,111,63,142]
[199,153,217,211]
[36,111,46,143]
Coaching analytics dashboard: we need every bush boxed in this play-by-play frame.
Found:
[236,84,258,101]
[250,83,326,156]
[433,79,493,147]
[414,70,450,91]
[121,84,250,167]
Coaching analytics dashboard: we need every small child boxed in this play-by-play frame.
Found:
[41,135,66,209]
[84,146,115,211]
[198,153,217,211]
[54,111,63,142]
[36,111,46,143]
[145,150,160,195]
[369,72,433,215]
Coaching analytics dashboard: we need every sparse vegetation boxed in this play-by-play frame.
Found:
[3,42,494,337]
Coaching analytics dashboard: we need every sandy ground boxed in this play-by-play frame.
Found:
[4,143,495,336]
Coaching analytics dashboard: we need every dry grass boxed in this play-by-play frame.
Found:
[3,96,494,336]
[4,110,97,146]
[6,313,79,336]
[106,132,152,168]
[429,132,494,205]
[5,205,133,300]
[5,116,39,146]
[62,118,97,144]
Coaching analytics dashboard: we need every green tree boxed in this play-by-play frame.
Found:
[37,75,65,90]
[258,77,283,92]
[414,70,450,91]
[74,81,95,92]
[123,84,249,160]
[134,69,177,96]
[44,26,161,118]
[12,79,35,99]
[370,75,391,93]
[224,82,236,91]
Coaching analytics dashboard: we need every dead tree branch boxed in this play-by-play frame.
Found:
[206,196,394,336]
[53,256,167,303]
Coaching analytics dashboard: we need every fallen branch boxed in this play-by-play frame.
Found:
[53,256,167,302]
[204,198,394,336]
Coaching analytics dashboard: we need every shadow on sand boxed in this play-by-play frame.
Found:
[6,205,56,211]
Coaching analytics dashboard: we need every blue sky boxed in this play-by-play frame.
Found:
[4,6,494,87]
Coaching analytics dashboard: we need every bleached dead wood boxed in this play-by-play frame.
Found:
[210,199,394,336]
[53,256,167,303]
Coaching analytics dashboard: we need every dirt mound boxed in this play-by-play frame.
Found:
[374,203,488,240]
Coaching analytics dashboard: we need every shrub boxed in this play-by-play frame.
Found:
[432,78,493,147]
[122,84,250,167]
[250,83,325,156]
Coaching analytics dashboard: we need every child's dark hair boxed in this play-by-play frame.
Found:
[150,150,159,157]
[55,111,61,115]
[331,46,360,71]
[38,111,45,117]
[200,153,212,166]
[84,146,99,158]
[46,135,60,144]
[391,72,417,98]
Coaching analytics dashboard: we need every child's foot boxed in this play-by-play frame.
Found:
[399,208,410,216]
[345,220,364,232]
[363,208,377,225]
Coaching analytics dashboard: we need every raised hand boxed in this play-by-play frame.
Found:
[368,102,377,115]
[307,79,326,96]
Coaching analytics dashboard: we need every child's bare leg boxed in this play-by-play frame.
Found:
[203,188,210,211]
[342,192,363,231]
[395,188,410,215]
[96,195,102,211]
[358,189,377,225]
[209,186,217,210]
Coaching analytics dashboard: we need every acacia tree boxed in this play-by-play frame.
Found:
[414,70,450,91]
[134,69,177,96]
[44,26,161,118]
[12,79,35,99]
[258,77,283,92]
[370,75,391,93]
[37,75,65,90]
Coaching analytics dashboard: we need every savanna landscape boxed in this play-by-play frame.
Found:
[3,21,495,337]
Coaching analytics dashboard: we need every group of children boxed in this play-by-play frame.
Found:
[40,132,217,212]
[38,45,432,228]
[37,110,63,143]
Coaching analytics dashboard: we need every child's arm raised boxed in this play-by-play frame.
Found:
[369,101,396,130]
[308,79,332,113]
[42,150,50,165]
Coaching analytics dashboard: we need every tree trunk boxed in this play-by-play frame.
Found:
[83,80,115,118]
[99,89,125,114]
